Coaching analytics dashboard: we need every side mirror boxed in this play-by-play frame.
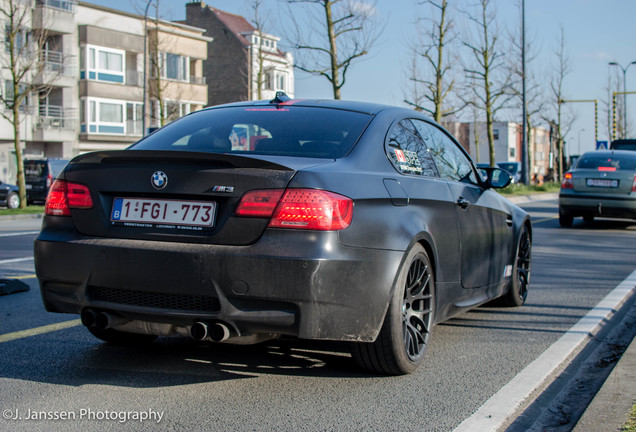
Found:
[477,166,512,189]
[487,167,512,189]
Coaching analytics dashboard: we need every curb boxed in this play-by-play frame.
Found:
[573,328,636,432]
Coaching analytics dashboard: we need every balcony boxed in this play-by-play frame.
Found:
[126,70,144,87]
[34,105,77,142]
[33,0,77,34]
[40,50,76,77]
[36,0,77,13]
[189,75,206,85]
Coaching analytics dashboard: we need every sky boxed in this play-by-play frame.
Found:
[83,0,636,156]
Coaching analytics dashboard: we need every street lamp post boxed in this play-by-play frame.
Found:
[577,128,585,155]
[609,60,636,139]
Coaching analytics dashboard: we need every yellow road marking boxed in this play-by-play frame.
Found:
[0,319,81,343]
[5,274,36,280]
[533,216,557,223]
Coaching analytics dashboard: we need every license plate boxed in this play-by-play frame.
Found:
[586,178,618,188]
[25,184,32,190]
[111,198,216,229]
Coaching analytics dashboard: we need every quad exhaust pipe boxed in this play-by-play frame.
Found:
[81,309,129,330]
[190,321,231,342]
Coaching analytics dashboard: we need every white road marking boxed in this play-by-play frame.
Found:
[453,268,636,432]
[0,257,34,264]
[0,231,39,237]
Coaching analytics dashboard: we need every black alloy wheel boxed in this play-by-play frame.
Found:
[501,225,531,307]
[351,244,434,375]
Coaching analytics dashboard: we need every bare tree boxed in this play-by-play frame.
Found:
[286,0,382,99]
[546,28,575,180]
[146,1,198,128]
[248,0,270,100]
[404,0,463,123]
[0,0,58,208]
[463,0,512,166]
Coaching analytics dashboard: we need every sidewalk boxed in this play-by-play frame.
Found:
[573,335,636,431]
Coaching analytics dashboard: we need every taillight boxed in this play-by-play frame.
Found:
[632,174,636,192]
[45,180,93,216]
[270,189,353,230]
[234,189,285,217]
[46,173,53,188]
[561,172,573,189]
[235,188,353,231]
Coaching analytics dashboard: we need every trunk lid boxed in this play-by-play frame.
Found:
[62,150,328,245]
[571,169,634,195]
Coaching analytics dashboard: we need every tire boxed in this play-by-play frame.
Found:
[7,192,19,209]
[87,326,157,346]
[559,209,573,227]
[351,244,434,375]
[501,225,531,307]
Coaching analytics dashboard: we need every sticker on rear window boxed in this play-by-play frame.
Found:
[394,149,423,174]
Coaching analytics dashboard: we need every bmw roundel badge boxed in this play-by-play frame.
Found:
[151,171,168,190]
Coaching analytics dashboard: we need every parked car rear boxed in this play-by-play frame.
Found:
[24,158,69,204]
[558,150,636,226]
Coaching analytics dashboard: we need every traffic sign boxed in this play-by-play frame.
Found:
[596,140,608,150]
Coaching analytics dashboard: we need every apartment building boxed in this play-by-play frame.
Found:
[0,0,210,184]
[185,2,294,105]
[77,2,211,153]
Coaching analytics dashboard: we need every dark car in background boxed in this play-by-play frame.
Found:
[497,162,522,183]
[559,150,636,226]
[34,95,532,375]
[610,139,636,151]
[24,158,69,204]
[0,180,20,209]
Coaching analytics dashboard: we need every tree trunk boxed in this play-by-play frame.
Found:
[323,0,340,99]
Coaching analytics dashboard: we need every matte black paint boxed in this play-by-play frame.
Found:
[34,99,530,343]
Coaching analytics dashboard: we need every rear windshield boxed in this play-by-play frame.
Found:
[24,161,46,180]
[576,154,636,171]
[129,106,373,159]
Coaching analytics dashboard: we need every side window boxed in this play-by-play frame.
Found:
[385,119,438,177]
[412,120,477,184]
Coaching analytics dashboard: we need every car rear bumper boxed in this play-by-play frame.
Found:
[559,192,636,219]
[34,216,403,342]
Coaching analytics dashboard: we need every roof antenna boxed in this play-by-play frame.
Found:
[269,91,291,104]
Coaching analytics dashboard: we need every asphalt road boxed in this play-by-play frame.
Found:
[0,201,635,432]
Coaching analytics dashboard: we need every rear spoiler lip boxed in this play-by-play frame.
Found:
[67,150,334,172]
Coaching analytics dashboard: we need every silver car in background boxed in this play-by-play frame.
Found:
[559,150,636,226]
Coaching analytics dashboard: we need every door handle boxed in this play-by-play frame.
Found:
[456,197,470,209]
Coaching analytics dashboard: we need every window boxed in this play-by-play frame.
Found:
[4,25,29,53]
[81,97,141,135]
[412,119,477,183]
[4,81,29,111]
[131,106,373,159]
[81,45,124,83]
[276,73,286,91]
[263,71,272,90]
[493,129,499,140]
[160,52,189,82]
[126,103,143,135]
[386,119,438,177]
